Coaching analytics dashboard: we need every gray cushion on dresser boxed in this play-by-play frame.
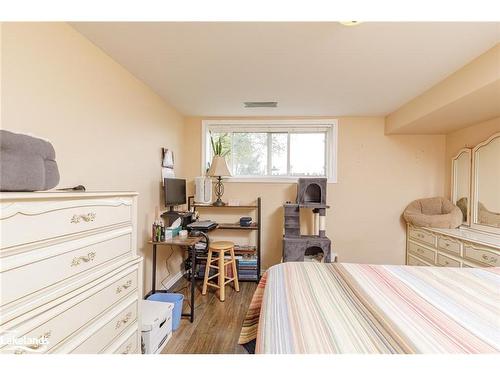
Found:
[0,130,60,191]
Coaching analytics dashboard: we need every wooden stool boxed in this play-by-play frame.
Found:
[202,241,240,302]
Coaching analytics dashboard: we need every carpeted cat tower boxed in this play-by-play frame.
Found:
[282,178,332,262]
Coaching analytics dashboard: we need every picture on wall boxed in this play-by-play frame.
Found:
[162,147,175,183]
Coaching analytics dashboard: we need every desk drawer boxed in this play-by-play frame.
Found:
[0,197,133,249]
[436,253,460,267]
[408,227,436,247]
[71,300,137,354]
[463,243,499,267]
[0,269,138,354]
[437,236,461,256]
[1,229,132,307]
[408,242,436,263]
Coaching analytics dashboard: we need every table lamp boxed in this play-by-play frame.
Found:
[208,155,231,206]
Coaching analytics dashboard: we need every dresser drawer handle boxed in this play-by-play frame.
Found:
[12,331,51,354]
[444,243,450,247]
[71,252,96,267]
[417,234,424,239]
[416,248,424,254]
[116,280,133,294]
[122,344,132,354]
[115,312,133,330]
[481,254,497,264]
[70,212,96,224]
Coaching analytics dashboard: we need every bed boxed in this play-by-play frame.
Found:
[239,262,500,354]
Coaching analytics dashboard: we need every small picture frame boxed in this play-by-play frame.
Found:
[162,148,175,184]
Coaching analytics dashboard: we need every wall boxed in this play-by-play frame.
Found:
[1,23,187,293]
[445,117,500,198]
[184,117,446,269]
[386,44,500,135]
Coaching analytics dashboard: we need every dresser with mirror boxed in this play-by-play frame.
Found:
[406,132,500,268]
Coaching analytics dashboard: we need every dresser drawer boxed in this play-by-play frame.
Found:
[112,328,140,354]
[436,253,460,267]
[407,254,432,266]
[408,227,436,247]
[437,236,461,256]
[463,243,499,267]
[1,228,132,307]
[408,242,436,263]
[0,269,138,354]
[0,197,133,249]
[71,300,138,354]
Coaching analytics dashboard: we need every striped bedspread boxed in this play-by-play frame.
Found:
[239,262,500,354]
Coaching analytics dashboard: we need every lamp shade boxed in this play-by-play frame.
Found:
[208,156,231,177]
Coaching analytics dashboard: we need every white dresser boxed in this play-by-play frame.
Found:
[0,191,142,354]
[406,224,500,268]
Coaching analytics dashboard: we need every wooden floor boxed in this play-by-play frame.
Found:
[161,276,257,354]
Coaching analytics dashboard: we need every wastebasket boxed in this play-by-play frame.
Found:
[147,293,184,331]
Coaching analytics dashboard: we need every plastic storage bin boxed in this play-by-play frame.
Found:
[147,293,184,331]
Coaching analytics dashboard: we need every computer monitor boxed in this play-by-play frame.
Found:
[164,178,186,211]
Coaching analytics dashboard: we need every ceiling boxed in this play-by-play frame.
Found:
[71,22,500,117]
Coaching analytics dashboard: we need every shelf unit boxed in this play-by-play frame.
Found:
[188,196,261,281]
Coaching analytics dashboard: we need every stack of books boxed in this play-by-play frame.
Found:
[194,242,208,256]
[234,244,256,255]
[237,254,258,281]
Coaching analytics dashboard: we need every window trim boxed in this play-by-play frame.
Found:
[201,119,338,183]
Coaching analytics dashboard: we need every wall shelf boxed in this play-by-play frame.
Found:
[217,223,258,230]
[194,204,258,209]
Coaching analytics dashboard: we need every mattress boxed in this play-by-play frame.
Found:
[239,262,500,354]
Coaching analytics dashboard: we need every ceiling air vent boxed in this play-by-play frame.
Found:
[244,101,278,108]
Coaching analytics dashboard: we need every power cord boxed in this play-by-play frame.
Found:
[160,245,175,290]
[159,246,208,312]
[159,233,211,313]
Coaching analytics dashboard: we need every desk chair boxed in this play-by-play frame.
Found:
[202,241,239,301]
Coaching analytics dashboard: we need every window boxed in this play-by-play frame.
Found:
[202,120,337,182]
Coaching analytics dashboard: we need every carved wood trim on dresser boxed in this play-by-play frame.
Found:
[406,224,500,268]
[0,192,142,354]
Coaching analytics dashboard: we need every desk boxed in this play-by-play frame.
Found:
[145,236,204,323]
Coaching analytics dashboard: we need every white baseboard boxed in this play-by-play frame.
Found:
[160,270,185,290]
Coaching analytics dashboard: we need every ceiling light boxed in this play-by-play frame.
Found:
[339,21,362,26]
[244,101,278,108]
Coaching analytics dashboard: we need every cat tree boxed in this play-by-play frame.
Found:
[282,178,332,262]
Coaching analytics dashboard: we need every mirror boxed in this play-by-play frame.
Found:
[451,148,471,225]
[472,133,500,231]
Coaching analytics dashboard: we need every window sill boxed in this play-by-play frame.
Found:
[222,177,337,184]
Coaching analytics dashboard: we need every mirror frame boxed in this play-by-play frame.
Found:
[471,132,500,235]
[451,148,472,226]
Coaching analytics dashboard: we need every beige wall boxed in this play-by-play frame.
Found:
[445,117,500,198]
[184,117,446,269]
[1,23,187,293]
[386,44,500,135]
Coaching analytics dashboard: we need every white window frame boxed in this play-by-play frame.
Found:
[201,119,338,183]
